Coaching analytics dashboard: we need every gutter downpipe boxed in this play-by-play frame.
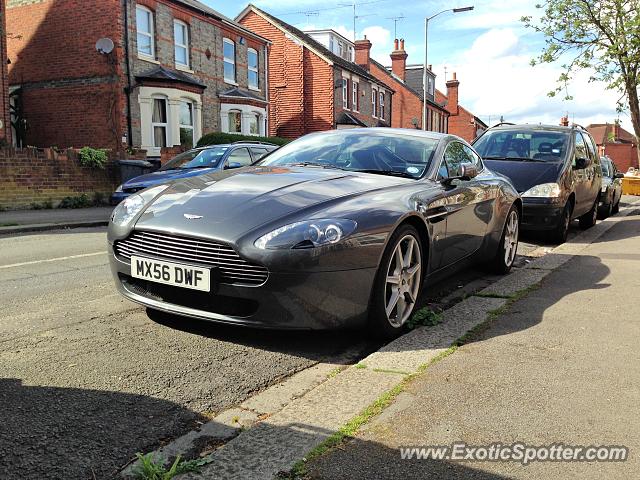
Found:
[123,0,133,148]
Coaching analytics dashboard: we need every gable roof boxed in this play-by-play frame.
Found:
[587,123,637,144]
[236,5,391,91]
[370,58,447,112]
[173,0,270,44]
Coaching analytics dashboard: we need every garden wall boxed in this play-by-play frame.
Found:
[0,147,119,209]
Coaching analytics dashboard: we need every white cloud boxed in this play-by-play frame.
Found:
[361,26,392,63]
[434,27,631,131]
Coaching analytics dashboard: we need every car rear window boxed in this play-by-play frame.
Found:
[474,130,570,162]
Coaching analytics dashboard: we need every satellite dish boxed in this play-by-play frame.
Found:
[96,38,114,55]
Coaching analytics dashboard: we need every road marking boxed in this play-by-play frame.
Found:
[0,251,107,269]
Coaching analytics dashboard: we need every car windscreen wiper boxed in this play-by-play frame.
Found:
[287,162,347,170]
[483,156,547,163]
[353,169,416,179]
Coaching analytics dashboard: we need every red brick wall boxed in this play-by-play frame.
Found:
[7,0,125,149]
[370,62,421,129]
[303,48,334,133]
[0,147,119,209]
[605,143,639,172]
[239,10,306,139]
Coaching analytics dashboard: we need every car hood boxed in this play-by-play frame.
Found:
[134,166,408,242]
[483,160,564,193]
[123,168,218,189]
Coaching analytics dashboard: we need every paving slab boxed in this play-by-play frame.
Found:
[477,268,550,298]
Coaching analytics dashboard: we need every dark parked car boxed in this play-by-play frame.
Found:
[473,124,602,243]
[108,129,520,338]
[110,142,278,205]
[598,156,624,218]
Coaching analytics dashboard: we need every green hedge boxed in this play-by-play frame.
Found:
[196,132,291,148]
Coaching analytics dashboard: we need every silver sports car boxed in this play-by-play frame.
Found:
[108,129,520,338]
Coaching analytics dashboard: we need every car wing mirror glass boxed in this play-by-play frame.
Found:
[574,157,588,169]
[225,161,243,170]
[442,163,478,185]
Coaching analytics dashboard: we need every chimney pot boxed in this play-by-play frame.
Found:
[400,39,405,51]
[428,64,432,71]
[452,72,457,81]
[394,38,399,50]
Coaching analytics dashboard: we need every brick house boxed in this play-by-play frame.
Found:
[586,121,639,172]
[0,0,11,146]
[405,67,486,142]
[6,0,269,156]
[236,5,393,139]
[357,38,449,132]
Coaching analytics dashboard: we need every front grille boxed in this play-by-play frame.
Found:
[114,230,269,286]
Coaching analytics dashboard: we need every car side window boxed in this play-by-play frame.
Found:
[226,147,252,167]
[250,147,269,161]
[441,142,472,179]
[463,145,483,170]
[581,133,598,165]
[573,133,588,167]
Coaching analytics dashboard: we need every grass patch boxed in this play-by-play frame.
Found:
[372,368,411,375]
[354,363,367,369]
[0,223,18,227]
[132,453,212,480]
[326,367,344,379]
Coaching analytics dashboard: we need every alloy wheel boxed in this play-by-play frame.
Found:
[384,235,421,327]
[503,210,519,267]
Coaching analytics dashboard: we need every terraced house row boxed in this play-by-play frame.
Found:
[5,0,485,157]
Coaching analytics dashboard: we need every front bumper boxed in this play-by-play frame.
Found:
[108,244,376,330]
[521,198,564,231]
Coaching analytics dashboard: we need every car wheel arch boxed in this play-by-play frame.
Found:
[377,214,432,277]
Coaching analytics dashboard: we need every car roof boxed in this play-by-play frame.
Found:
[303,127,457,142]
[482,123,583,134]
[192,142,278,151]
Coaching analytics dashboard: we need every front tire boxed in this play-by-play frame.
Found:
[368,225,423,339]
[489,205,519,274]
[612,197,620,214]
[579,198,598,229]
[550,202,572,243]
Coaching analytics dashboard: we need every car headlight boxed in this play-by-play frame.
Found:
[521,183,561,198]
[115,184,123,193]
[110,194,146,226]
[255,219,357,250]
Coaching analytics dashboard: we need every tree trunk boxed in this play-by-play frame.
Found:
[627,81,640,168]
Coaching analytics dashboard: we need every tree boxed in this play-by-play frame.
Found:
[522,0,640,163]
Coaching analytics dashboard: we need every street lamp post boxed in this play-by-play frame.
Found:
[422,6,474,131]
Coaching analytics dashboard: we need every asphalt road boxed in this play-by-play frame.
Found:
[0,224,574,479]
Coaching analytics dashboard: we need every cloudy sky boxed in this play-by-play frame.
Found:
[207,0,632,131]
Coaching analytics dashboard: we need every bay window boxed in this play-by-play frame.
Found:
[179,101,194,148]
[152,97,168,148]
[136,6,155,58]
[228,111,242,134]
[174,20,190,68]
[223,38,236,83]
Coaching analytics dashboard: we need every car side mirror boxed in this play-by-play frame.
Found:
[442,163,478,185]
[225,161,243,170]
[614,172,625,179]
[574,157,589,169]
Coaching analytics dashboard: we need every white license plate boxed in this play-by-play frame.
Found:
[131,256,211,292]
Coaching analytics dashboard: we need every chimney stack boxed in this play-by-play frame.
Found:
[560,115,569,127]
[446,72,460,115]
[390,38,408,81]
[354,36,372,70]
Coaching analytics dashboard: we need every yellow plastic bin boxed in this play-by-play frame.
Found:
[622,177,640,196]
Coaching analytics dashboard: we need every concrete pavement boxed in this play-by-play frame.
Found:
[306,210,640,479]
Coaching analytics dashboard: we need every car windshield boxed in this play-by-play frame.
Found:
[259,131,439,179]
[474,129,570,163]
[601,158,612,177]
[161,147,229,170]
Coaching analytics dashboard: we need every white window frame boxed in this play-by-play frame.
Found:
[151,96,168,149]
[179,100,195,147]
[379,91,385,119]
[338,41,344,58]
[220,103,267,136]
[372,88,378,118]
[248,48,259,90]
[223,38,236,84]
[342,78,348,109]
[227,110,242,134]
[352,81,359,112]
[249,112,261,135]
[174,20,190,69]
[136,6,155,59]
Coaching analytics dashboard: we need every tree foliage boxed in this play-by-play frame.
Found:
[522,0,640,153]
